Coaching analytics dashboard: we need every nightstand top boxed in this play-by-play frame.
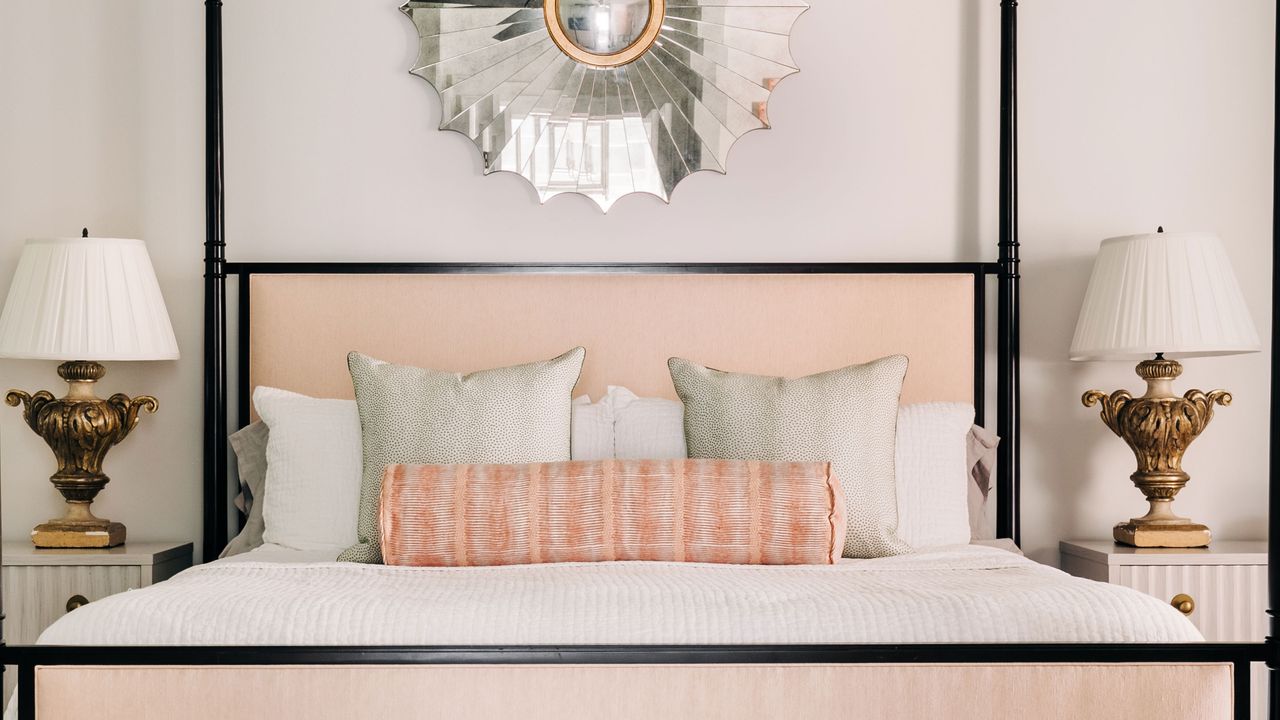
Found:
[1,541,193,567]
[1061,539,1267,566]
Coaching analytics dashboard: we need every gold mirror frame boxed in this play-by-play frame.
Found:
[544,0,666,69]
[401,1,809,211]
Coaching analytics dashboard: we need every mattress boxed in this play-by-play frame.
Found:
[34,544,1200,646]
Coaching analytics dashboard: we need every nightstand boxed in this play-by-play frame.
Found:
[1,541,193,703]
[1061,539,1267,720]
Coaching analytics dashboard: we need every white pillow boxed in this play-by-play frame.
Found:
[894,402,975,548]
[571,395,614,460]
[608,387,687,459]
[255,387,363,552]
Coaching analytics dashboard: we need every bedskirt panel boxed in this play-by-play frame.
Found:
[34,662,1233,720]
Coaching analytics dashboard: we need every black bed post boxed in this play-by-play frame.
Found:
[203,0,229,564]
[995,0,1021,546]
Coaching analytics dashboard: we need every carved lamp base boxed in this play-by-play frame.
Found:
[1083,357,1229,549]
[5,360,157,549]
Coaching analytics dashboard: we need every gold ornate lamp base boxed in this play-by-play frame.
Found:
[1083,356,1229,549]
[5,360,158,549]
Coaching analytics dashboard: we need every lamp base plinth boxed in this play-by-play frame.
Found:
[32,519,127,549]
[1113,521,1210,548]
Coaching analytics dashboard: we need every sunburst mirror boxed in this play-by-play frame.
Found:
[401,1,809,211]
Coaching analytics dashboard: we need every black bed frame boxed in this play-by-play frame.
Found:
[2,2,1277,719]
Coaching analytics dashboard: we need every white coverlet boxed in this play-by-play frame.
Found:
[37,545,1198,646]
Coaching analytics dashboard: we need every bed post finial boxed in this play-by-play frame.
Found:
[204,0,229,564]
[995,0,1020,547]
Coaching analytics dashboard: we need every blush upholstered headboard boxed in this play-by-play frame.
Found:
[244,272,977,410]
[212,262,1005,556]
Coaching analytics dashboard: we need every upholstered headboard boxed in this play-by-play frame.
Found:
[244,272,977,412]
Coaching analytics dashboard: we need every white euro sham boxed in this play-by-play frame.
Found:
[255,387,363,552]
[894,402,975,547]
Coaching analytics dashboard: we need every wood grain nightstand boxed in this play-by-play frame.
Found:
[1,541,193,703]
[1061,539,1267,719]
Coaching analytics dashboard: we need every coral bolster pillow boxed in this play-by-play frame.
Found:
[379,460,846,567]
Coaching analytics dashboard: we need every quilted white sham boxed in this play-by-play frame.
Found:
[254,387,363,552]
[894,402,975,547]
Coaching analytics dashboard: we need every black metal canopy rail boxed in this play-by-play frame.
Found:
[1,1,1276,720]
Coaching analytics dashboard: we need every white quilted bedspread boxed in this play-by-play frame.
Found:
[37,545,1199,646]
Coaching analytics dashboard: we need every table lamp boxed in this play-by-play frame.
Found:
[1071,229,1260,547]
[0,233,179,548]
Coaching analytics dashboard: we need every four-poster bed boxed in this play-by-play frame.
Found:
[1,1,1276,718]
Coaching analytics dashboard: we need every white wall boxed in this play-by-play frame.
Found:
[0,0,1273,565]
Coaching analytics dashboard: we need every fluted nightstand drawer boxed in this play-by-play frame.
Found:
[1112,563,1266,641]
[2,564,141,640]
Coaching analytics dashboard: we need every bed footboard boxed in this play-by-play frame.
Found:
[28,662,1234,720]
[4,644,1266,720]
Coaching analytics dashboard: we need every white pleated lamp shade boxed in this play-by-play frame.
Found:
[1070,232,1260,361]
[0,237,179,361]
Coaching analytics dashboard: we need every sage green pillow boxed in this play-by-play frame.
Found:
[340,348,585,564]
[668,355,911,559]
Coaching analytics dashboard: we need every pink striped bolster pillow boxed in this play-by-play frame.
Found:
[379,459,846,567]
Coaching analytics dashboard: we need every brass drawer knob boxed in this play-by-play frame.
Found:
[1171,594,1195,616]
[66,594,90,613]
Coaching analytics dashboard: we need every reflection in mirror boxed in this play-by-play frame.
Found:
[401,0,809,210]
[557,0,652,56]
